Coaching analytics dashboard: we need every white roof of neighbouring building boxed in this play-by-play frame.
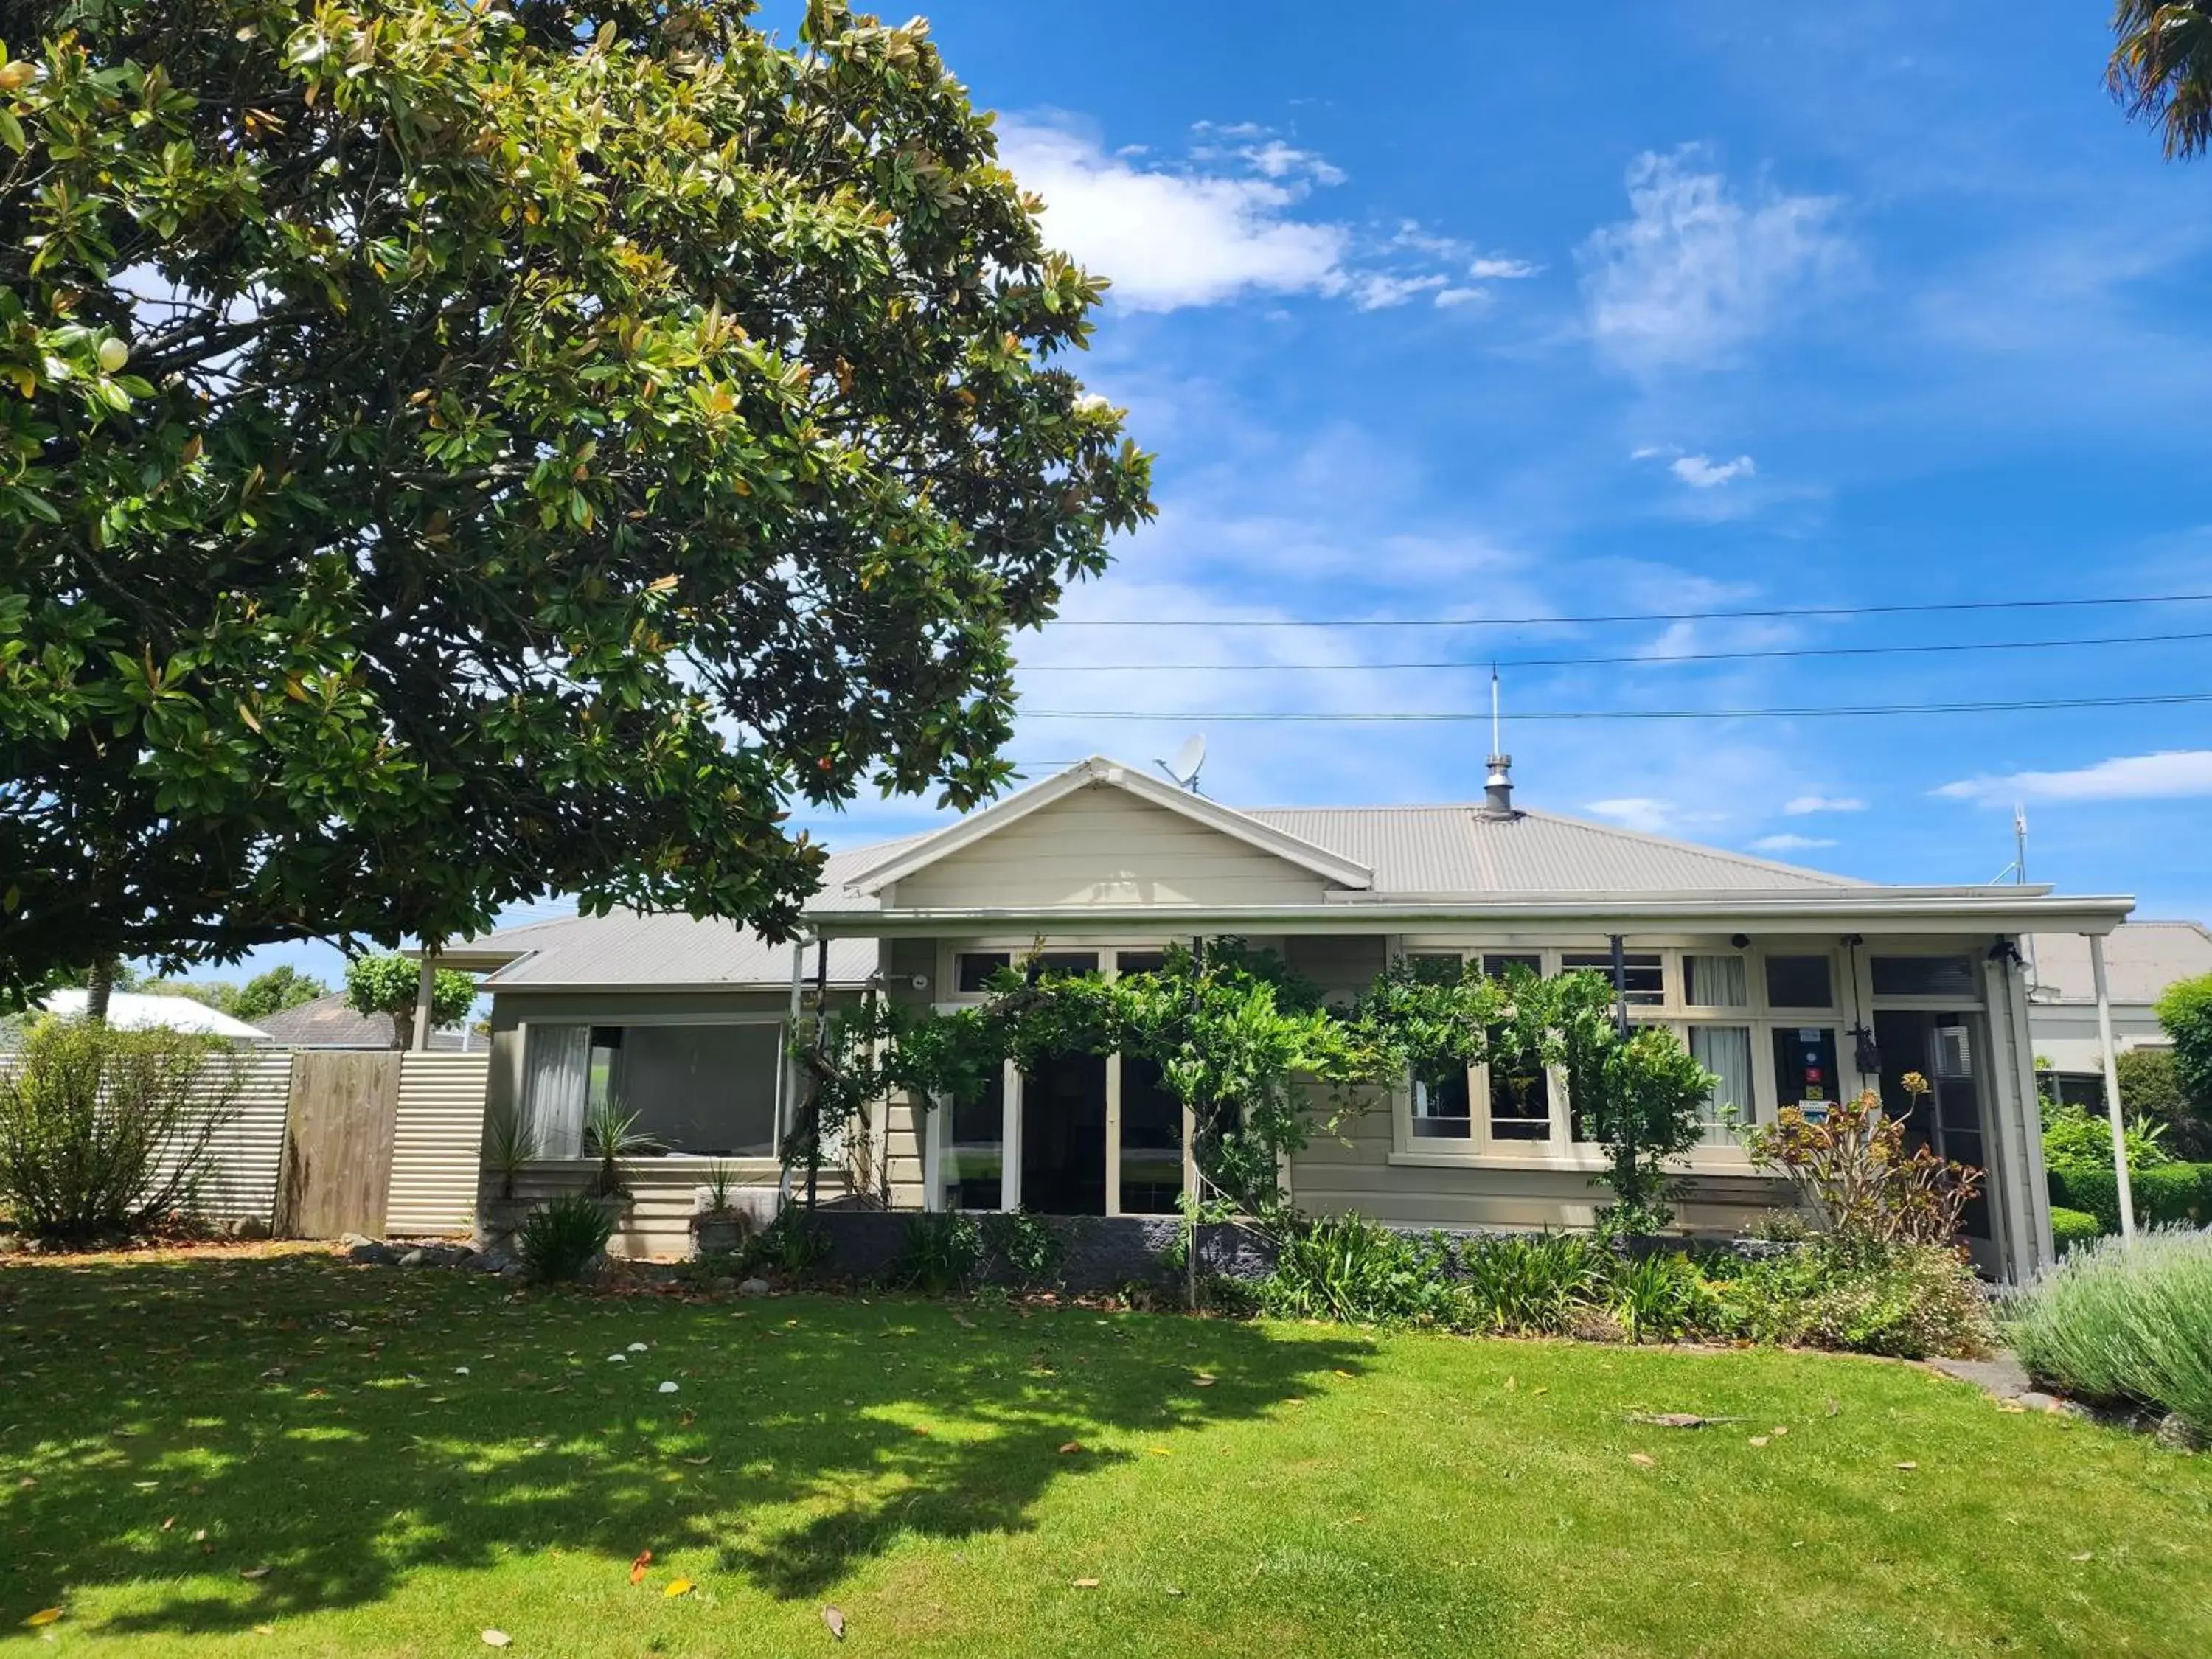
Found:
[37,990,270,1040]
[2027,921,2212,1008]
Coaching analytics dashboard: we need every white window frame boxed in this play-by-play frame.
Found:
[515,1011,790,1166]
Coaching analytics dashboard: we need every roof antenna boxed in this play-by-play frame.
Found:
[1155,733,1207,795]
[1480,666,1518,819]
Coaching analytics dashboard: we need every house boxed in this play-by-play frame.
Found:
[34,989,270,1042]
[252,992,473,1052]
[2025,921,2212,1107]
[460,757,2135,1280]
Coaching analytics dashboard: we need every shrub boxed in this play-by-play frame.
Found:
[743,1206,827,1279]
[2042,1100,2172,1178]
[1606,1250,1717,1344]
[2156,973,2212,1111]
[2006,1226,2212,1437]
[895,1211,982,1295]
[1748,1089,1983,1246]
[1454,1232,1604,1335]
[979,1207,1065,1291]
[2048,1162,2212,1235]
[1256,1213,1465,1326]
[517,1192,616,1283]
[1705,1237,1994,1359]
[0,1018,240,1242]
[2116,1047,2211,1158]
[2051,1206,2104,1254]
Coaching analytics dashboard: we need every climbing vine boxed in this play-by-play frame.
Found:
[792,940,1715,1237]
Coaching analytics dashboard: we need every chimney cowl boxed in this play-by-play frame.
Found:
[1480,752,1519,819]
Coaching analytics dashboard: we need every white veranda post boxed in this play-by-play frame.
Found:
[2089,932,2137,1244]
[410,950,437,1052]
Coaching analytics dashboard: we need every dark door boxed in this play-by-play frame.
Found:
[1021,1054,1107,1215]
[1874,1009,1991,1240]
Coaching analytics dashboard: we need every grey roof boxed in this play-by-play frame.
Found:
[2026,922,2212,1007]
[1242,805,1865,895]
[252,992,467,1050]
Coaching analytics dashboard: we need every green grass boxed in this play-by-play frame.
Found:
[3,1250,2211,1656]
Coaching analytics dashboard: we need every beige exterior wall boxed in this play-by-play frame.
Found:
[887,788,1335,911]
[498,1157,821,1258]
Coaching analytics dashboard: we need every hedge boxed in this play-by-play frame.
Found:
[2049,1206,2103,1256]
[2048,1161,2212,1236]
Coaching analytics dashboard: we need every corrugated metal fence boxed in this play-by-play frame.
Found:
[3,1047,488,1237]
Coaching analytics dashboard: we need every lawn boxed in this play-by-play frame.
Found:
[3,1251,2211,1657]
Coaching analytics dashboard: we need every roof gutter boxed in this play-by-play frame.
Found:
[804,892,2135,940]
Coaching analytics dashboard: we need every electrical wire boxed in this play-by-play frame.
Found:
[1040,590,2212,629]
[1015,690,2212,723]
[1013,626,2212,673]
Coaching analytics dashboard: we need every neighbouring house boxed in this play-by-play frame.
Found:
[457,757,2134,1279]
[2025,920,2212,1107]
[32,989,270,1043]
[252,992,473,1053]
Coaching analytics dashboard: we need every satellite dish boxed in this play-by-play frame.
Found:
[1155,734,1207,793]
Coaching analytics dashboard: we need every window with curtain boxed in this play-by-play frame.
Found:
[1688,1024,1755,1144]
[521,1023,589,1158]
[1685,955,1749,1009]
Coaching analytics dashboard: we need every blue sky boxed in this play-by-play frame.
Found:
[215,1,2212,992]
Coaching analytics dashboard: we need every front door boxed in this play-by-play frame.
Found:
[1021,1054,1107,1216]
[1874,1009,1992,1245]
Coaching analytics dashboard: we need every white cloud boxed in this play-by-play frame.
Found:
[1932,750,2212,806]
[1585,797,1676,834]
[1234,139,1346,187]
[1784,793,1865,815]
[1470,254,1542,279]
[1580,145,1847,372]
[1669,452,1758,488]
[1349,272,1448,310]
[1433,286,1490,309]
[998,117,1352,311]
[1750,833,1839,852]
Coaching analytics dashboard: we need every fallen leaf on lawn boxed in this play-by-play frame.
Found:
[1824,1397,1841,1417]
[1998,1400,2027,1413]
[23,1608,63,1628]
[630,1549,653,1585]
[254,1624,274,1636]
[683,1456,711,1467]
[240,1565,271,1580]
[192,1528,207,1543]
[161,1515,176,1531]
[950,1313,975,1329]
[663,1577,694,1598]
[1531,1386,1548,1397]
[481,1630,512,1648]
[1896,1461,1919,1471]
[627,1342,648,1353]
[1166,1586,1186,1597]
[1770,1425,1789,1436]
[1504,1375,1517,1391]
[1628,1453,1657,1468]
[1192,1374,1216,1388]
[1071,1577,1101,1588]
[1332,1369,1353,1379]
[1147,1447,1171,1457]
[658,1382,679,1394]
[823,1604,846,1640]
[1748,1436,1770,1447]
[2070,1551,2094,1562]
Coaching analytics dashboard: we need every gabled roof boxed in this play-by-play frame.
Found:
[38,990,269,1040]
[839,758,1374,895]
[2026,920,2212,1006]
[251,993,468,1050]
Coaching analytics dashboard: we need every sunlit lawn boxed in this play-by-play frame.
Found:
[3,1248,2211,1656]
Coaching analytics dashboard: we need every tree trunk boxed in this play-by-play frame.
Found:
[85,957,116,1024]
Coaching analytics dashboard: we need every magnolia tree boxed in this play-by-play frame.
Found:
[0,0,1152,1001]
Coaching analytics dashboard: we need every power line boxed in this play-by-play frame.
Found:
[1042,590,2212,629]
[1015,626,2212,674]
[1018,690,2212,723]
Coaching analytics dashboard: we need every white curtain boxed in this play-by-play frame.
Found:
[1686,954,1749,1009]
[1689,1024,1755,1144]
[521,1024,590,1159]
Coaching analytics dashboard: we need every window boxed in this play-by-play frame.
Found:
[1773,1026,1842,1110]
[1412,1067,1473,1139]
[1481,952,1543,979]
[1764,954,1834,1009]
[523,1021,782,1158]
[1872,956,1980,999]
[1407,952,1464,986]
[1559,951,1665,1005]
[954,951,1011,994]
[1119,1055,1184,1214]
[1685,954,1750,1009]
[1486,1036,1551,1141]
[1689,1025,1755,1144]
[940,1068,1005,1210]
[1031,950,1099,979]
[1115,950,1167,977]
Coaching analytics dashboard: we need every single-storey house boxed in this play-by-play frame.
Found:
[253,992,475,1053]
[2026,920,2212,1106]
[33,989,270,1042]
[460,756,2135,1280]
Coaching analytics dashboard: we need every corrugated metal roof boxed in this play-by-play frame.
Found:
[253,993,467,1050]
[2027,921,2212,1006]
[1242,805,1865,895]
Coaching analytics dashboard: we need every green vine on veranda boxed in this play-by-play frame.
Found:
[790,940,1717,1235]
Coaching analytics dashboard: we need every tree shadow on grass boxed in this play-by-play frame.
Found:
[0,1252,1373,1637]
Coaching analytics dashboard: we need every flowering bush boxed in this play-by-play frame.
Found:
[1747,1087,1983,1247]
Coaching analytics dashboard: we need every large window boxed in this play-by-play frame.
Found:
[521,1020,782,1159]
